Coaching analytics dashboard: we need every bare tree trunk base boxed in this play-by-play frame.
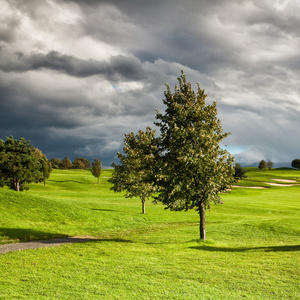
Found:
[199,202,206,240]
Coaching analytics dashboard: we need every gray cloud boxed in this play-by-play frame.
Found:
[1,0,300,166]
[0,51,145,81]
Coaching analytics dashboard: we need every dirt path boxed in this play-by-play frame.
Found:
[0,237,95,254]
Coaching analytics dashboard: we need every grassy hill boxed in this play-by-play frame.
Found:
[0,168,299,299]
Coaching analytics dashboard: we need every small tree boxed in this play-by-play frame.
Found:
[154,71,234,239]
[291,159,300,169]
[234,163,246,179]
[34,148,52,186]
[91,159,102,184]
[59,156,72,169]
[267,161,273,170]
[0,136,43,191]
[109,127,157,214]
[258,160,267,171]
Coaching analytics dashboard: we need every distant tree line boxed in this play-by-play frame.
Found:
[50,157,91,170]
[0,136,102,191]
[257,159,300,170]
[50,157,102,183]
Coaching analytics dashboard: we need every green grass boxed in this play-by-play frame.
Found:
[0,168,299,299]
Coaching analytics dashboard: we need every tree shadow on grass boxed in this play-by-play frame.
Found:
[51,180,85,184]
[0,228,134,245]
[0,227,67,243]
[190,245,300,252]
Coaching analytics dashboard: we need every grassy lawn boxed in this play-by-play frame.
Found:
[0,168,299,299]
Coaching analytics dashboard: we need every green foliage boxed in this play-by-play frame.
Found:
[72,157,91,169]
[0,136,43,191]
[50,158,61,169]
[154,71,234,239]
[291,158,300,169]
[34,148,52,186]
[59,156,72,169]
[91,159,102,184]
[234,163,246,179]
[258,160,267,170]
[267,160,273,170]
[109,127,157,214]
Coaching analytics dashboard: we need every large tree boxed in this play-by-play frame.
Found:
[91,159,102,184]
[0,136,43,191]
[109,127,157,214]
[154,71,234,240]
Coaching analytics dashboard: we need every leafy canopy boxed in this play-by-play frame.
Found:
[291,159,300,169]
[154,71,234,239]
[155,71,234,210]
[0,136,44,191]
[34,148,52,186]
[258,160,267,170]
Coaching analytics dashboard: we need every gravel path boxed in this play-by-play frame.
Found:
[0,237,95,254]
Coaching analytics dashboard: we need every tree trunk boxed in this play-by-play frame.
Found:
[14,179,20,192]
[142,195,146,214]
[199,201,206,240]
[97,176,100,184]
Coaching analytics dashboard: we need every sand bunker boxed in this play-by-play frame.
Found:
[264,182,295,186]
[232,178,300,188]
[232,186,268,189]
[272,179,298,183]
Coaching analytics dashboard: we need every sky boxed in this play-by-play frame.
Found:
[1,0,300,167]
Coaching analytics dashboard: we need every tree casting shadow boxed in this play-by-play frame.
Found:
[190,245,300,252]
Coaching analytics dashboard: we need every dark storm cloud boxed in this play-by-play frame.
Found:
[0,83,84,131]
[0,51,145,81]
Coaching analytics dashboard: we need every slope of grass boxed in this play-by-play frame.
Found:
[0,169,198,243]
[239,167,300,187]
[0,168,299,299]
